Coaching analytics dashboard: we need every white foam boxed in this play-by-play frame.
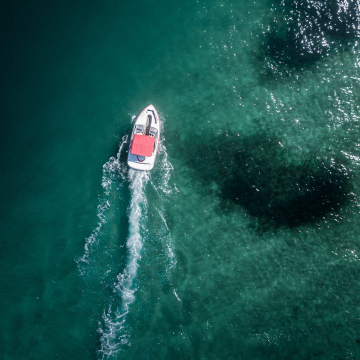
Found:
[149,115,177,270]
[99,170,149,358]
[79,114,176,359]
[77,135,129,272]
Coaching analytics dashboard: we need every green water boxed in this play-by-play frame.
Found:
[1,0,360,359]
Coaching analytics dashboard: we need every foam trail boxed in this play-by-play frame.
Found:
[149,136,177,272]
[99,169,149,358]
[97,114,175,358]
[77,135,128,272]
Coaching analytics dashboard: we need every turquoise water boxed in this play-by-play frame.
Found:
[1,0,360,358]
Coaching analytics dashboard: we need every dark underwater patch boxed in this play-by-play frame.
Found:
[259,0,360,70]
[184,131,352,230]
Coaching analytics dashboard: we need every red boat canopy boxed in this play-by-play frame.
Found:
[130,134,155,157]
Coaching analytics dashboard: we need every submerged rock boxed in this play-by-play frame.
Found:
[184,131,352,230]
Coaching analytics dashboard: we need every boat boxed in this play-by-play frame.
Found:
[127,104,161,171]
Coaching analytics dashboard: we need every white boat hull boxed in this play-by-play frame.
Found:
[127,104,160,171]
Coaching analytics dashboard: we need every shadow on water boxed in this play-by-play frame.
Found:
[183,131,353,231]
[256,0,359,74]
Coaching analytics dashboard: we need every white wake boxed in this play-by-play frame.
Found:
[77,135,128,273]
[98,169,149,357]
[93,116,176,359]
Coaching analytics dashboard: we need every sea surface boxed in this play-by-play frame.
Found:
[1,0,360,359]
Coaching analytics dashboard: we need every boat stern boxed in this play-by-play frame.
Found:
[127,159,154,171]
